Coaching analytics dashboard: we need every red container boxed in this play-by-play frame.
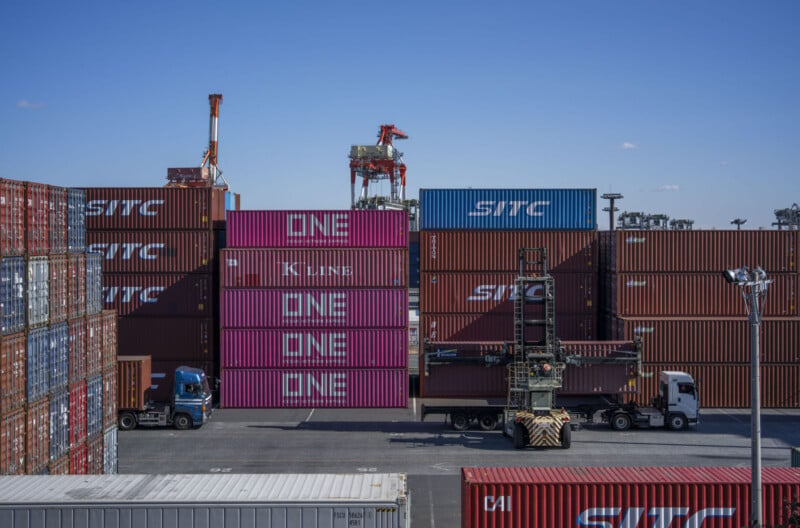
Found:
[48,185,68,254]
[102,272,213,317]
[0,409,25,474]
[116,317,214,362]
[607,271,798,317]
[0,178,25,256]
[87,434,103,474]
[421,313,596,342]
[69,441,87,475]
[102,368,117,431]
[221,368,408,408]
[48,453,70,475]
[421,272,595,315]
[85,313,103,376]
[221,328,408,369]
[68,253,86,319]
[86,230,215,273]
[226,210,409,248]
[69,380,87,448]
[461,466,800,528]
[611,316,800,363]
[48,254,69,323]
[220,248,409,289]
[607,230,798,273]
[0,332,26,415]
[25,396,50,474]
[101,310,118,371]
[420,230,598,272]
[221,289,408,329]
[68,318,87,384]
[421,364,507,398]
[83,187,227,231]
[25,181,50,256]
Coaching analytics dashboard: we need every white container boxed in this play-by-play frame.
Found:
[27,256,49,327]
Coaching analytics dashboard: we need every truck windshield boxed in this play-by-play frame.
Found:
[201,377,211,396]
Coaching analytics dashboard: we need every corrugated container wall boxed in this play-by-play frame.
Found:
[48,322,69,392]
[25,397,49,474]
[67,189,86,254]
[117,356,152,411]
[49,389,69,462]
[0,333,26,415]
[226,210,409,248]
[67,254,86,320]
[85,313,103,377]
[24,182,50,256]
[101,310,117,371]
[68,318,86,384]
[70,441,87,474]
[102,368,117,431]
[86,230,215,274]
[69,381,87,449]
[85,252,103,315]
[87,434,103,474]
[116,317,213,363]
[102,273,213,317]
[103,426,118,475]
[0,410,25,475]
[0,257,26,336]
[0,179,25,256]
[419,188,597,230]
[48,255,68,323]
[86,375,103,438]
[26,328,49,402]
[26,257,49,328]
[48,186,68,254]
[421,313,596,342]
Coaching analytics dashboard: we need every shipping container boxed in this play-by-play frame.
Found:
[69,441,87,475]
[221,247,409,289]
[25,182,50,256]
[410,239,420,289]
[461,466,800,528]
[69,380,87,449]
[85,251,103,315]
[101,310,117,371]
[68,317,86,384]
[102,272,213,317]
[26,327,49,402]
[26,256,49,328]
[117,356,152,411]
[48,185,68,254]
[221,289,408,329]
[85,312,103,376]
[0,473,410,527]
[0,409,25,475]
[420,188,597,230]
[47,453,69,475]
[48,322,69,392]
[102,368,117,431]
[611,316,800,363]
[86,229,215,274]
[606,229,798,273]
[420,313,596,342]
[221,369,408,408]
[87,434,103,474]
[67,253,86,319]
[48,254,68,322]
[0,256,25,335]
[0,179,25,256]
[86,374,103,438]
[421,364,507,398]
[49,388,69,461]
[83,187,228,231]
[420,230,598,272]
[67,188,86,254]
[0,332,26,415]
[226,209,409,248]
[103,425,118,475]
[420,271,596,315]
[25,396,50,474]
[116,316,214,363]
[221,328,408,369]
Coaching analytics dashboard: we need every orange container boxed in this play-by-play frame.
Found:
[117,356,152,411]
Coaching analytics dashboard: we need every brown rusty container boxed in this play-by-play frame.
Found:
[47,453,70,475]
[85,313,103,377]
[116,316,214,363]
[117,356,152,411]
[86,230,215,273]
[0,409,25,475]
[83,187,227,231]
[607,230,798,273]
[68,317,86,384]
[0,178,26,256]
[68,253,86,320]
[48,254,69,323]
[421,363,507,398]
[86,434,103,475]
[102,272,213,317]
[0,332,26,415]
[421,313,596,342]
[419,230,598,272]
[101,310,118,372]
[48,185,69,255]
[25,181,50,256]
[25,396,50,474]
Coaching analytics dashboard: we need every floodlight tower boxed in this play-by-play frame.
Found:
[601,193,623,231]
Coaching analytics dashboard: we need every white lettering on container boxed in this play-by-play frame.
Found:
[87,242,165,261]
[286,213,349,238]
[282,372,347,397]
[282,332,347,357]
[85,199,165,217]
[282,293,347,318]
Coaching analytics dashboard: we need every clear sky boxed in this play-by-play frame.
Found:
[2,1,798,230]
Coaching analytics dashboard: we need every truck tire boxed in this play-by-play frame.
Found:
[118,412,137,431]
[668,413,687,430]
[451,413,470,431]
[512,423,527,449]
[610,412,632,431]
[560,424,572,449]
[173,413,193,430]
[478,413,498,431]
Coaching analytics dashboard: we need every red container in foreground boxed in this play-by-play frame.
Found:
[68,317,87,384]
[0,409,25,475]
[461,466,800,528]
[69,441,87,475]
[25,397,50,474]
[25,181,50,256]
[69,380,87,449]
[0,332,26,415]
[0,178,25,256]
[48,453,70,475]
[87,434,103,474]
[221,368,408,408]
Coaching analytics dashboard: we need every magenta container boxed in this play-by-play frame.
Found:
[221,368,408,408]
[220,248,409,288]
[221,289,408,328]
[226,210,409,248]
[221,329,408,368]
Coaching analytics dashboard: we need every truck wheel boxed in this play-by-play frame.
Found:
[173,413,193,430]
[668,413,687,430]
[560,424,572,449]
[119,412,137,431]
[478,413,498,431]
[512,423,527,449]
[451,413,470,431]
[611,413,632,431]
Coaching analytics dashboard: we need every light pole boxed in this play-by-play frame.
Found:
[722,266,772,527]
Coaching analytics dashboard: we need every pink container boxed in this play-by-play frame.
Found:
[25,182,50,256]
[220,248,409,289]
[102,272,213,317]
[220,368,408,408]
[0,178,26,256]
[221,328,408,368]
[226,210,408,248]
[87,230,215,274]
[221,289,408,328]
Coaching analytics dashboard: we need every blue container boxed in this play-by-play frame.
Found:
[103,425,118,474]
[85,251,103,315]
[49,388,70,460]
[49,322,69,392]
[409,241,420,289]
[87,374,103,437]
[67,188,86,253]
[27,327,50,401]
[419,188,597,230]
[0,256,26,335]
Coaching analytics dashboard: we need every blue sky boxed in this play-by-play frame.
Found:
[2,1,798,230]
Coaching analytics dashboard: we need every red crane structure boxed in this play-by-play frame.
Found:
[349,124,408,210]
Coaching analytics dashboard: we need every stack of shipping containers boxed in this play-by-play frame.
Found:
[600,229,800,408]
[418,189,599,398]
[1,177,117,475]
[84,187,234,403]
[220,210,409,408]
